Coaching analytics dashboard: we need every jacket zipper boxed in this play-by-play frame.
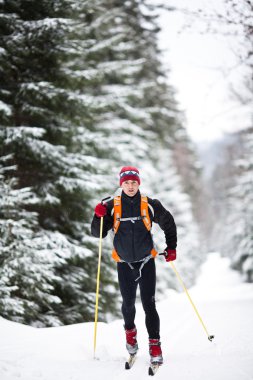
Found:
[131,200,135,261]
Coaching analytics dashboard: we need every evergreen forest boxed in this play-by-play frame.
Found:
[0,0,252,327]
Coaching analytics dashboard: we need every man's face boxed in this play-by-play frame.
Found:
[121,180,139,197]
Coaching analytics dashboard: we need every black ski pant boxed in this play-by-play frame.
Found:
[117,258,160,339]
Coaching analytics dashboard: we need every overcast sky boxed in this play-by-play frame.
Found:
[156,0,252,143]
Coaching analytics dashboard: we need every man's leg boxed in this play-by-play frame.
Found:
[139,258,160,338]
[139,258,163,363]
[117,262,139,355]
[117,262,138,329]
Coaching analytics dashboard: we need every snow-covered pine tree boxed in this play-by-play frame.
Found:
[0,0,118,325]
[84,0,203,291]
[0,0,205,326]
[141,146,201,293]
[207,129,253,282]
[227,128,253,282]
[80,0,187,170]
[0,161,63,325]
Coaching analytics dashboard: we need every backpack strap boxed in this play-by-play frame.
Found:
[141,195,152,231]
[113,195,152,232]
[113,196,121,234]
[111,194,157,262]
[112,248,121,262]
[141,196,158,258]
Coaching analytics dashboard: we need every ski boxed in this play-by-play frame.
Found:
[148,362,161,376]
[125,354,137,369]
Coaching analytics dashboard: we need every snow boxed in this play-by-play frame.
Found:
[0,100,12,116]
[1,253,253,380]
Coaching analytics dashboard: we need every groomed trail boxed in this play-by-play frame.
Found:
[1,253,253,380]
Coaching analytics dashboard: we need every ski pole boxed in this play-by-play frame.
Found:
[93,214,104,359]
[93,191,120,358]
[159,253,214,342]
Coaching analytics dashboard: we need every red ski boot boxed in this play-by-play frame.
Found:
[125,327,138,355]
[149,339,163,364]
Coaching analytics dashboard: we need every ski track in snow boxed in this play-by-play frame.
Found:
[1,253,253,380]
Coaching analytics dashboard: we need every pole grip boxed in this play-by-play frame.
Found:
[101,196,114,204]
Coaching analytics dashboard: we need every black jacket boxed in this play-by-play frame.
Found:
[91,190,177,263]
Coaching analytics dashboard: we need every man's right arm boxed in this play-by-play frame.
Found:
[91,200,114,238]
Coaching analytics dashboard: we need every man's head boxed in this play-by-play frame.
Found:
[119,166,140,197]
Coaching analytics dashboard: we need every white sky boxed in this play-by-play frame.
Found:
[156,0,252,142]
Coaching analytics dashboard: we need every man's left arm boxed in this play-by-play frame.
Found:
[149,198,177,261]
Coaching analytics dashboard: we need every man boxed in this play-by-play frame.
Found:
[91,166,177,365]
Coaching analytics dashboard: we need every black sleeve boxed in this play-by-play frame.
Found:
[149,198,177,250]
[91,200,114,238]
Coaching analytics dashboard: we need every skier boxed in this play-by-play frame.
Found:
[91,166,177,365]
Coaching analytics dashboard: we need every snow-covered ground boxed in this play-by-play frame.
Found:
[1,253,253,380]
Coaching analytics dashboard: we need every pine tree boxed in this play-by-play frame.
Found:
[0,0,205,326]
[207,129,253,282]
[0,0,118,325]
[143,147,201,292]
[228,129,253,281]
[0,164,62,325]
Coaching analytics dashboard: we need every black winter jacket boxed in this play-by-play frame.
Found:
[91,190,177,263]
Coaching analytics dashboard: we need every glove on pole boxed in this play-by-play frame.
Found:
[93,215,104,359]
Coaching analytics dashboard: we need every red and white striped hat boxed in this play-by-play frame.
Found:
[119,166,140,185]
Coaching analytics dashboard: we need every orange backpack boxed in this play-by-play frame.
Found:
[111,195,158,262]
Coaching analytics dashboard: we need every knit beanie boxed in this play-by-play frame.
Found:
[119,166,140,186]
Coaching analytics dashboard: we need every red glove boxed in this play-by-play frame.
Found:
[164,248,176,262]
[94,203,107,217]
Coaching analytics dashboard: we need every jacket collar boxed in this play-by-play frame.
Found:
[121,189,141,204]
